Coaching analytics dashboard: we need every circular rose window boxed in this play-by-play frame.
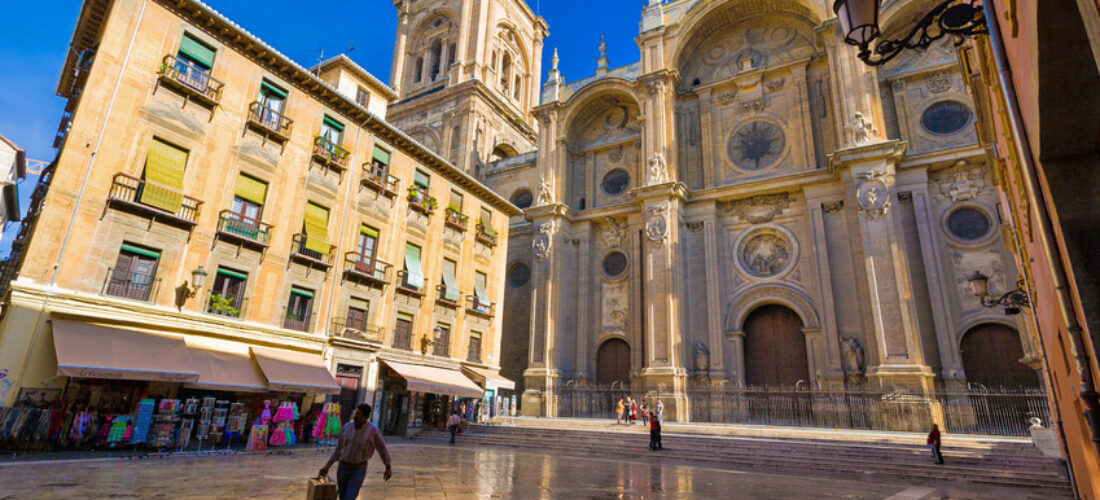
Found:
[510,189,533,209]
[601,169,630,195]
[602,251,628,278]
[728,121,785,171]
[946,207,992,241]
[921,101,973,135]
[507,262,531,287]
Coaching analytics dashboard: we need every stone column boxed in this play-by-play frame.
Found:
[574,231,591,381]
[804,187,848,387]
[521,205,568,416]
[702,216,726,378]
[835,141,935,392]
[390,9,411,95]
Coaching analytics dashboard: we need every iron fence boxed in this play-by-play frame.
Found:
[556,385,1049,436]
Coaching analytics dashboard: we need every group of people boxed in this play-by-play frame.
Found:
[616,397,664,451]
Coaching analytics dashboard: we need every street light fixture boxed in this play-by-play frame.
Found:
[967,270,1030,315]
[832,0,989,66]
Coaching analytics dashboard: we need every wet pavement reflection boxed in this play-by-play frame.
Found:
[0,442,1050,499]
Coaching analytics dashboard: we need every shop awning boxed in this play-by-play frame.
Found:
[186,348,268,393]
[51,320,200,382]
[251,346,341,394]
[381,359,483,398]
[462,366,516,391]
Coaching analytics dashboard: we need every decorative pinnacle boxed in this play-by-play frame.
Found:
[598,35,607,58]
[552,47,559,71]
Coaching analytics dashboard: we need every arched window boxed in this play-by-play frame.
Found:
[447,43,457,69]
[513,75,522,100]
[414,57,424,82]
[429,40,443,81]
[501,53,512,92]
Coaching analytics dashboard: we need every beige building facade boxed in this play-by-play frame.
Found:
[409,0,1046,420]
[0,0,517,431]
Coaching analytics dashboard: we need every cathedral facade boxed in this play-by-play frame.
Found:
[390,0,1042,420]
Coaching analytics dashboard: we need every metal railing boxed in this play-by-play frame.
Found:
[407,187,437,214]
[158,54,224,102]
[282,310,315,332]
[445,208,468,230]
[290,233,335,267]
[395,270,424,294]
[475,221,497,246]
[247,101,292,138]
[330,317,383,342]
[102,267,162,302]
[206,294,246,318]
[217,210,272,245]
[108,173,202,223]
[435,284,462,306]
[466,295,494,317]
[312,136,351,169]
[938,386,1051,436]
[343,252,390,283]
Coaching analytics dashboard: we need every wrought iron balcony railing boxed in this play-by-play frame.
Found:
[107,173,202,226]
[247,101,293,141]
[216,210,272,247]
[290,233,335,269]
[156,54,224,105]
[312,136,351,170]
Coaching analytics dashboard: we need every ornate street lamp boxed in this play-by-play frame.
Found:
[967,270,1030,315]
[832,0,988,66]
[174,266,208,309]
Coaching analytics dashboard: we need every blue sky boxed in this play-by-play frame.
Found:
[0,0,647,257]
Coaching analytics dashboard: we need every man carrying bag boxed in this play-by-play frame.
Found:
[318,403,393,500]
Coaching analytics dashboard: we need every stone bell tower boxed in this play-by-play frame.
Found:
[388,0,548,177]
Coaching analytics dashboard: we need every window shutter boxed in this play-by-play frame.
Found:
[442,259,460,302]
[303,202,330,254]
[216,268,249,281]
[414,170,430,189]
[360,225,380,239]
[474,272,489,307]
[404,243,424,289]
[119,244,161,259]
[260,80,288,99]
[323,115,345,132]
[141,139,188,213]
[234,174,268,205]
[178,34,216,69]
[372,146,391,166]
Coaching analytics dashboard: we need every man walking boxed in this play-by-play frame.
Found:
[319,403,393,500]
[648,412,661,451]
[927,424,944,464]
[447,411,462,445]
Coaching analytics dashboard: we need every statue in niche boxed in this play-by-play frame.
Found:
[847,111,877,145]
[840,337,865,384]
[694,342,710,379]
[537,176,553,205]
[648,152,668,184]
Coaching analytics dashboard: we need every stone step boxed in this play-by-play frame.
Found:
[421,431,1071,495]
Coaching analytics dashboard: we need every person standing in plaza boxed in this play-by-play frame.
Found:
[640,401,649,427]
[927,424,944,464]
[616,398,624,424]
[447,411,462,446]
[319,403,393,500]
[655,400,664,423]
[648,412,661,451]
[630,399,638,425]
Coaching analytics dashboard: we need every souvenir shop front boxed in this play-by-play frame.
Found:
[372,359,482,437]
[461,365,517,423]
[0,320,343,453]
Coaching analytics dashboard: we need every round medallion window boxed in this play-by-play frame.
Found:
[510,189,533,209]
[728,121,785,170]
[738,230,792,278]
[920,101,973,135]
[507,262,531,288]
[601,169,630,195]
[946,207,992,241]
[602,251,629,278]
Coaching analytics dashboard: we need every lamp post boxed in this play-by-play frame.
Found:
[174,266,208,310]
[832,0,989,66]
[967,270,1031,315]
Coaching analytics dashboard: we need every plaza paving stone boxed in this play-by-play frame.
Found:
[0,442,1058,499]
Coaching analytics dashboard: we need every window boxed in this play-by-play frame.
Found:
[601,169,630,195]
[346,299,368,331]
[255,79,287,128]
[414,57,424,82]
[449,190,464,212]
[947,207,992,241]
[226,174,266,237]
[467,331,482,362]
[921,100,973,135]
[507,262,531,288]
[510,189,533,209]
[394,313,414,350]
[501,54,512,91]
[320,115,344,145]
[355,86,370,108]
[441,258,460,302]
[284,287,314,331]
[402,243,424,290]
[473,271,490,311]
[208,268,247,317]
[447,43,457,69]
[602,251,628,278]
[429,40,443,80]
[479,207,492,227]
[370,145,391,178]
[513,75,522,100]
[301,202,331,257]
[414,170,430,190]
[142,138,188,213]
[357,225,379,264]
[177,33,215,70]
[434,323,451,357]
[107,244,160,301]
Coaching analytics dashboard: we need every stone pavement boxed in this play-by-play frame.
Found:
[0,441,1059,499]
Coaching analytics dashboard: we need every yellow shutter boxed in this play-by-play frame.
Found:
[303,202,330,254]
[140,139,187,213]
[234,174,267,205]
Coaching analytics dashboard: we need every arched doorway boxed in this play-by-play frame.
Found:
[961,324,1039,389]
[743,304,809,387]
[596,338,630,386]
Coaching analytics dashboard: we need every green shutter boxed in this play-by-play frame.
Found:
[372,146,391,165]
[120,244,160,259]
[474,272,489,307]
[178,34,216,69]
[260,80,288,99]
[234,174,268,205]
[442,259,460,302]
[323,115,345,132]
[303,202,330,255]
[290,287,314,299]
[216,268,249,281]
[141,138,187,213]
[414,170,430,188]
[360,225,380,239]
[404,243,424,289]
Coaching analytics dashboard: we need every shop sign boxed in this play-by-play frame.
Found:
[63,367,198,382]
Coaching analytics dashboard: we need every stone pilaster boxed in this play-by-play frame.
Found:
[521,203,569,416]
[819,19,888,149]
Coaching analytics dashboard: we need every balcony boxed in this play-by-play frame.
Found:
[246,101,293,146]
[475,221,498,247]
[445,208,468,232]
[343,252,391,288]
[290,233,335,271]
[407,187,437,216]
[435,284,462,308]
[155,54,224,109]
[361,166,399,198]
[107,173,202,229]
[395,270,425,297]
[206,294,245,318]
[312,136,351,171]
[330,317,383,343]
[102,270,161,302]
[216,210,272,251]
[283,312,315,332]
[467,295,495,318]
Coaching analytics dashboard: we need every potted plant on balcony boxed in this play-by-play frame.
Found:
[208,293,239,317]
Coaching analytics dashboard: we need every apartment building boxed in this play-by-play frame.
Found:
[0,0,517,440]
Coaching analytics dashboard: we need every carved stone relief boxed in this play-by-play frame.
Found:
[602,281,629,335]
[927,70,951,93]
[645,204,669,245]
[679,20,815,87]
[930,160,986,202]
[840,337,866,383]
[647,153,669,184]
[856,170,891,218]
[717,90,738,105]
[600,217,627,249]
[738,229,792,278]
[723,192,791,224]
[821,200,845,213]
[532,221,555,261]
